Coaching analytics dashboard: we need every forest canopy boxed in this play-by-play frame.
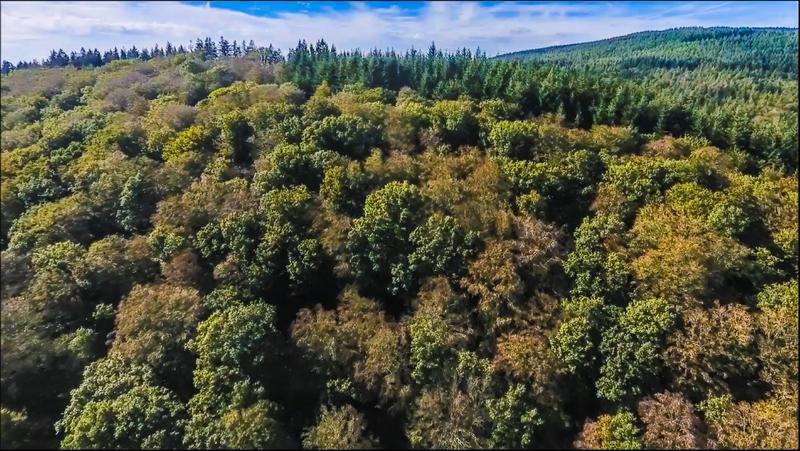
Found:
[1,26,798,450]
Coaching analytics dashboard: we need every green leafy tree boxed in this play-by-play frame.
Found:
[407,278,470,385]
[302,404,376,450]
[115,171,155,233]
[253,143,331,191]
[550,297,607,376]
[487,120,538,159]
[55,357,186,449]
[396,213,478,294]
[755,280,798,391]
[320,160,370,215]
[564,212,632,302]
[429,99,479,149]
[347,181,424,294]
[486,383,544,449]
[1,407,31,449]
[574,410,642,450]
[597,298,677,401]
[302,114,380,158]
[185,303,294,449]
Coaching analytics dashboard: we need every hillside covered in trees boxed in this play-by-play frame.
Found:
[496,27,797,73]
[1,26,798,449]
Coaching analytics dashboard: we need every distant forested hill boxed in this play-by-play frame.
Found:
[495,27,798,75]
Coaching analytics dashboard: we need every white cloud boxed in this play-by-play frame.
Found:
[1,1,797,63]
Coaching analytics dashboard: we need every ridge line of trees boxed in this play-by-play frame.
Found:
[1,35,287,74]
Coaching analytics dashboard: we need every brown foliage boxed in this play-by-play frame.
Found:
[292,287,409,406]
[665,303,756,397]
[637,391,706,449]
[112,283,203,374]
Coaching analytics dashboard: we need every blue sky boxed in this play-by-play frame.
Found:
[2,1,798,63]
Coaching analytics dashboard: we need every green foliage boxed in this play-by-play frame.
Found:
[564,212,632,301]
[347,181,424,294]
[250,101,303,146]
[498,148,603,211]
[486,383,544,448]
[7,195,95,251]
[575,410,642,450]
[602,156,704,219]
[755,280,798,391]
[55,357,186,449]
[302,114,381,158]
[162,124,213,161]
[550,297,607,375]
[407,278,469,385]
[253,143,337,191]
[39,108,104,151]
[185,303,292,449]
[597,298,677,401]
[1,407,30,449]
[217,110,256,166]
[398,213,478,293]
[302,405,375,449]
[116,171,155,232]
[320,160,370,215]
[429,99,479,149]
[488,120,538,159]
[757,279,798,311]
[207,191,322,292]
[148,225,189,261]
[1,29,798,450]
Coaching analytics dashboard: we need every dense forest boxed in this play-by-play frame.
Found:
[0,26,798,449]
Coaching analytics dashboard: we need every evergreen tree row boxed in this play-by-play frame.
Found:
[1,35,282,74]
